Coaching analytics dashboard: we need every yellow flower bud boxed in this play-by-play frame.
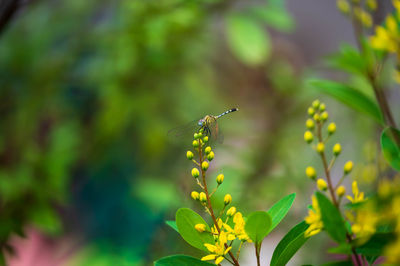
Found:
[191,168,200,178]
[203,136,209,143]
[316,142,325,154]
[306,119,315,130]
[186,151,194,160]
[195,223,206,233]
[336,185,346,197]
[198,132,203,138]
[199,192,207,202]
[333,143,341,156]
[308,107,315,116]
[337,0,350,14]
[312,99,320,109]
[216,174,224,184]
[207,151,215,161]
[304,131,314,143]
[327,122,336,135]
[191,191,200,200]
[201,161,209,171]
[319,103,326,112]
[227,207,236,216]
[192,140,199,148]
[366,0,377,11]
[194,133,199,139]
[313,113,320,122]
[321,111,328,121]
[306,166,317,180]
[205,146,212,155]
[317,178,328,191]
[224,194,232,205]
[344,161,353,174]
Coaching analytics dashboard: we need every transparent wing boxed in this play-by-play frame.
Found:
[207,120,224,144]
[167,119,200,140]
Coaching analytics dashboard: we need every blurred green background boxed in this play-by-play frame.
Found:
[0,0,389,265]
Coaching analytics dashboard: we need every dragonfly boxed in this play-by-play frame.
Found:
[168,108,239,143]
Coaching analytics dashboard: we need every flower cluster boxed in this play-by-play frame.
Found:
[303,100,368,239]
[336,0,376,28]
[187,128,250,265]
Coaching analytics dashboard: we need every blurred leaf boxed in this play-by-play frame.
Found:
[175,208,214,252]
[328,243,352,254]
[356,233,394,256]
[248,6,294,32]
[244,211,272,244]
[30,206,62,235]
[325,44,367,75]
[321,260,353,266]
[270,221,309,266]
[165,220,179,233]
[381,127,400,171]
[308,79,383,124]
[225,14,271,66]
[267,193,296,233]
[154,255,214,266]
[316,192,347,243]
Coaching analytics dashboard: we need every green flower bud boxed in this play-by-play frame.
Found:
[333,143,341,156]
[319,103,326,112]
[201,161,209,171]
[328,122,336,135]
[317,178,328,191]
[199,192,207,202]
[198,132,203,138]
[344,161,353,174]
[306,119,315,130]
[216,174,224,184]
[205,146,212,155]
[305,166,317,180]
[321,111,328,121]
[194,133,199,139]
[203,136,209,143]
[192,140,199,148]
[224,194,232,205]
[336,186,346,197]
[308,107,315,116]
[207,151,215,161]
[312,99,320,109]
[186,151,194,160]
[316,142,325,154]
[191,168,200,178]
[313,113,320,122]
[304,131,314,143]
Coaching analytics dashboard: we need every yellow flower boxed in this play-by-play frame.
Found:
[191,191,200,200]
[224,194,232,205]
[199,192,207,203]
[305,195,323,237]
[195,223,206,233]
[317,178,328,191]
[346,181,365,203]
[202,231,232,265]
[202,161,209,171]
[333,143,341,156]
[227,206,236,216]
[350,208,378,242]
[305,166,317,180]
[191,168,200,178]
[216,174,224,184]
[231,212,251,241]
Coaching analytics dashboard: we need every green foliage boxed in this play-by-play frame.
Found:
[225,14,271,66]
[315,192,347,243]
[165,221,179,233]
[381,127,400,171]
[154,255,214,266]
[175,208,214,252]
[308,79,384,124]
[321,260,353,266]
[267,193,296,233]
[325,44,368,76]
[244,211,272,244]
[270,221,309,266]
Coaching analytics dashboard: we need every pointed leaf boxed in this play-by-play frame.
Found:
[270,221,309,266]
[267,193,296,233]
[165,220,179,233]
[175,208,214,252]
[316,192,347,243]
[381,127,400,171]
[154,255,214,266]
[244,211,272,244]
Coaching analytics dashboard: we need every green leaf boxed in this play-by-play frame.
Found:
[244,211,272,244]
[267,193,296,233]
[154,255,214,266]
[270,221,309,266]
[165,220,179,233]
[381,127,400,171]
[356,233,394,256]
[321,260,353,266]
[308,79,383,124]
[248,6,294,32]
[316,192,347,243]
[325,44,367,76]
[225,14,271,66]
[175,208,214,252]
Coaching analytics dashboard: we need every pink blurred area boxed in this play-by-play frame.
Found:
[5,228,78,266]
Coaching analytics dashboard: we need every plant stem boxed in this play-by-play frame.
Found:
[198,144,240,266]
[255,244,261,266]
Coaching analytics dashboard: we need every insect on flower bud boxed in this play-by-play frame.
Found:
[333,143,341,156]
[199,192,207,203]
[186,151,194,160]
[321,111,328,121]
[319,103,326,112]
[195,223,206,233]
[201,161,209,171]
[304,131,314,143]
[344,161,353,174]
[312,99,320,109]
[336,185,346,197]
[191,191,200,200]
[305,166,317,180]
[207,151,215,161]
[308,107,315,116]
[205,146,212,155]
[313,113,320,122]
[203,136,209,143]
[306,119,315,130]
[327,122,336,135]
[216,174,224,184]
[316,142,325,154]
[192,140,199,148]
[227,207,236,216]
[224,194,232,205]
[191,168,200,178]
[317,178,328,191]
